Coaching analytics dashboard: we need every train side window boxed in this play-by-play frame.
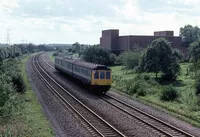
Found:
[106,71,110,79]
[100,71,105,79]
[94,71,99,79]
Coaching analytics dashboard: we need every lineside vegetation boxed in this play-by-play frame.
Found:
[0,44,54,136]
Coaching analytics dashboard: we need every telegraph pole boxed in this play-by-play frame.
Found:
[6,29,11,46]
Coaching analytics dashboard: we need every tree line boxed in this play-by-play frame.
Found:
[0,44,54,61]
[180,25,200,46]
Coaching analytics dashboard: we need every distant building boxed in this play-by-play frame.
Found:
[100,29,187,54]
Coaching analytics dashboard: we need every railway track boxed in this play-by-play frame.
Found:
[41,53,195,137]
[32,54,126,137]
[101,95,194,137]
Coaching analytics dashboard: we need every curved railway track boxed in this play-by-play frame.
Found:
[41,53,195,137]
[32,54,126,137]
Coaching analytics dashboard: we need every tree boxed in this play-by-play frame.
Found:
[189,40,200,63]
[82,45,110,65]
[117,51,141,69]
[109,53,117,66]
[26,43,36,53]
[140,38,180,80]
[189,40,200,72]
[172,48,183,61]
[180,25,200,46]
[72,42,81,54]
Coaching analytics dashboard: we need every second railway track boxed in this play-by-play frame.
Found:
[101,95,194,137]
[33,54,126,137]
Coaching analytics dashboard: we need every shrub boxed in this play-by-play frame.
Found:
[160,85,179,101]
[0,59,26,118]
[116,51,141,69]
[130,81,141,95]
[0,81,16,117]
[143,74,150,80]
[172,48,183,60]
[195,82,200,95]
[12,74,26,93]
[137,87,146,96]
[195,70,200,95]
[124,79,133,92]
[109,53,117,66]
[0,82,11,108]
[53,52,58,56]
[197,97,200,106]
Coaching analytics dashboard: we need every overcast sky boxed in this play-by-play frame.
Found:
[0,0,200,44]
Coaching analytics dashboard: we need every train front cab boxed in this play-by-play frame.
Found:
[91,70,112,93]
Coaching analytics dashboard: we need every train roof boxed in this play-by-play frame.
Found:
[55,57,78,63]
[55,57,110,70]
[74,61,110,70]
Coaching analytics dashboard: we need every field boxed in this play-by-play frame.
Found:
[111,63,200,127]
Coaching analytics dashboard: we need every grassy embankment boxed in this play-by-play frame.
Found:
[50,54,55,62]
[111,63,200,127]
[0,55,54,136]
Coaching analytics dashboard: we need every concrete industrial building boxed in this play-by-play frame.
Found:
[100,29,186,54]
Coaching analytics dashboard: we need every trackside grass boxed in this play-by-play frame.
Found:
[110,63,200,127]
[20,55,54,136]
[50,54,55,62]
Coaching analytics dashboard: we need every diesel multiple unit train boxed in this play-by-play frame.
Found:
[54,57,112,93]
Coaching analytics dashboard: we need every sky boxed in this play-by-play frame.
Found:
[0,0,200,44]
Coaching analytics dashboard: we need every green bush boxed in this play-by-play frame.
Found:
[143,74,150,80]
[0,82,11,107]
[160,85,179,101]
[109,53,117,66]
[0,127,13,137]
[53,52,58,56]
[195,82,200,95]
[0,59,26,118]
[116,51,141,69]
[12,74,26,93]
[129,81,141,95]
[137,86,146,96]
[197,97,200,106]
[195,70,200,95]
[124,79,133,92]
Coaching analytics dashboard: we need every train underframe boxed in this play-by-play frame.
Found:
[89,85,111,94]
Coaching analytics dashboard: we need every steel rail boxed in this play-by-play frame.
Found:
[102,94,195,137]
